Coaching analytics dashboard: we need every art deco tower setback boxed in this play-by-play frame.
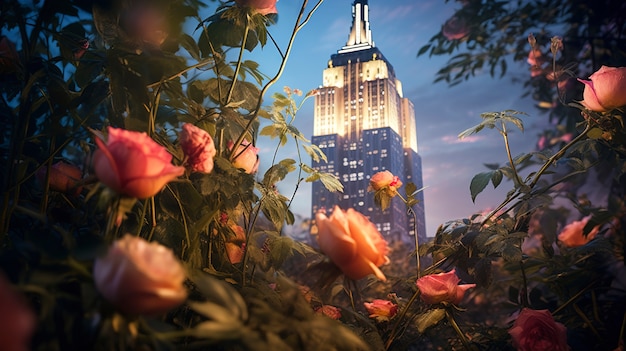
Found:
[311,0,427,245]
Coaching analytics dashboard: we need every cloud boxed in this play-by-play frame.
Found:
[441,134,485,144]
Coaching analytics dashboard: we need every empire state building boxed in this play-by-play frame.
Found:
[311,0,427,244]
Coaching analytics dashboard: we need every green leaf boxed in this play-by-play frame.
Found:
[470,171,493,202]
[491,169,503,188]
[415,308,446,333]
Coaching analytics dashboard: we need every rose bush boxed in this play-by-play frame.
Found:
[179,123,216,174]
[0,273,35,351]
[557,216,601,248]
[93,127,185,199]
[416,269,475,305]
[315,206,390,281]
[363,299,398,322]
[228,139,260,174]
[508,308,570,351]
[578,66,626,112]
[93,235,188,315]
[234,0,278,16]
[36,161,83,195]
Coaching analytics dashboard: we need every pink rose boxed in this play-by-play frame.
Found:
[368,170,403,196]
[225,225,246,264]
[315,305,341,320]
[442,15,470,41]
[179,123,216,174]
[228,140,259,174]
[578,66,626,112]
[527,48,544,67]
[93,127,185,199]
[509,308,570,351]
[416,269,475,305]
[234,0,278,15]
[558,216,601,248]
[315,206,390,281]
[37,161,83,195]
[0,273,35,351]
[363,299,398,322]
[93,235,188,315]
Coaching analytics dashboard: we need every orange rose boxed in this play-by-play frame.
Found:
[442,15,470,41]
[37,161,83,195]
[234,0,278,15]
[0,273,35,351]
[93,235,188,315]
[509,308,570,351]
[225,225,246,264]
[228,139,259,174]
[557,216,601,248]
[315,206,390,281]
[416,269,475,305]
[93,127,185,199]
[578,66,626,112]
[179,123,216,174]
[363,299,398,322]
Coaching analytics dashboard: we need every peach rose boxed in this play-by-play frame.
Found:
[368,170,402,196]
[37,161,83,195]
[557,216,601,248]
[93,127,185,199]
[509,308,570,351]
[315,206,390,281]
[0,273,36,351]
[416,269,475,305]
[363,299,398,322]
[315,305,341,320]
[578,66,626,112]
[442,15,470,40]
[228,139,259,174]
[179,123,216,174]
[225,225,246,264]
[93,235,187,315]
[234,0,278,15]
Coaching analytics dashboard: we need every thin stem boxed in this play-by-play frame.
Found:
[501,120,523,187]
[446,308,473,351]
[226,17,250,105]
[146,57,215,89]
[385,289,421,350]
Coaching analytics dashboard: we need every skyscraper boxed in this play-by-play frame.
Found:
[311,0,427,245]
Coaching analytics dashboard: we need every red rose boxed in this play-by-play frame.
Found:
[93,127,185,199]
[315,305,341,320]
[509,308,570,351]
[416,269,475,305]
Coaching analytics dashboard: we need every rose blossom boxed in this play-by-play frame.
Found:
[368,170,403,196]
[363,299,398,322]
[228,139,260,174]
[557,216,601,248]
[442,15,470,40]
[509,308,570,351]
[234,0,278,15]
[315,305,341,320]
[225,225,246,264]
[179,123,216,174]
[93,235,188,315]
[577,66,626,112]
[93,127,185,199]
[0,273,36,351]
[416,269,475,305]
[36,161,83,195]
[315,206,390,281]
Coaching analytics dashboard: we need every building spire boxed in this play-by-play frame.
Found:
[338,0,374,54]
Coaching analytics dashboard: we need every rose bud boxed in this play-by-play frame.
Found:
[368,170,402,196]
[93,127,185,199]
[315,305,341,320]
[93,235,188,315]
[315,206,390,281]
[577,66,626,112]
[234,0,278,15]
[225,225,246,264]
[228,139,260,174]
[442,15,470,41]
[0,273,36,351]
[363,299,398,322]
[416,269,475,305]
[179,123,216,174]
[557,216,601,248]
[36,161,83,195]
[509,308,569,351]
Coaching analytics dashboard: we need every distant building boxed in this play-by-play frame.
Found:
[311,0,427,245]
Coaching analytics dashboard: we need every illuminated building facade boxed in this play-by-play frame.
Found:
[311,0,427,244]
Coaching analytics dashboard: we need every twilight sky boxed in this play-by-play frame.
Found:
[237,0,551,237]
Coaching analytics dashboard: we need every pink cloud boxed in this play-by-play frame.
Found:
[441,134,485,144]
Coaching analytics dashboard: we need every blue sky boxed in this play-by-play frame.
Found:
[236,0,548,237]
